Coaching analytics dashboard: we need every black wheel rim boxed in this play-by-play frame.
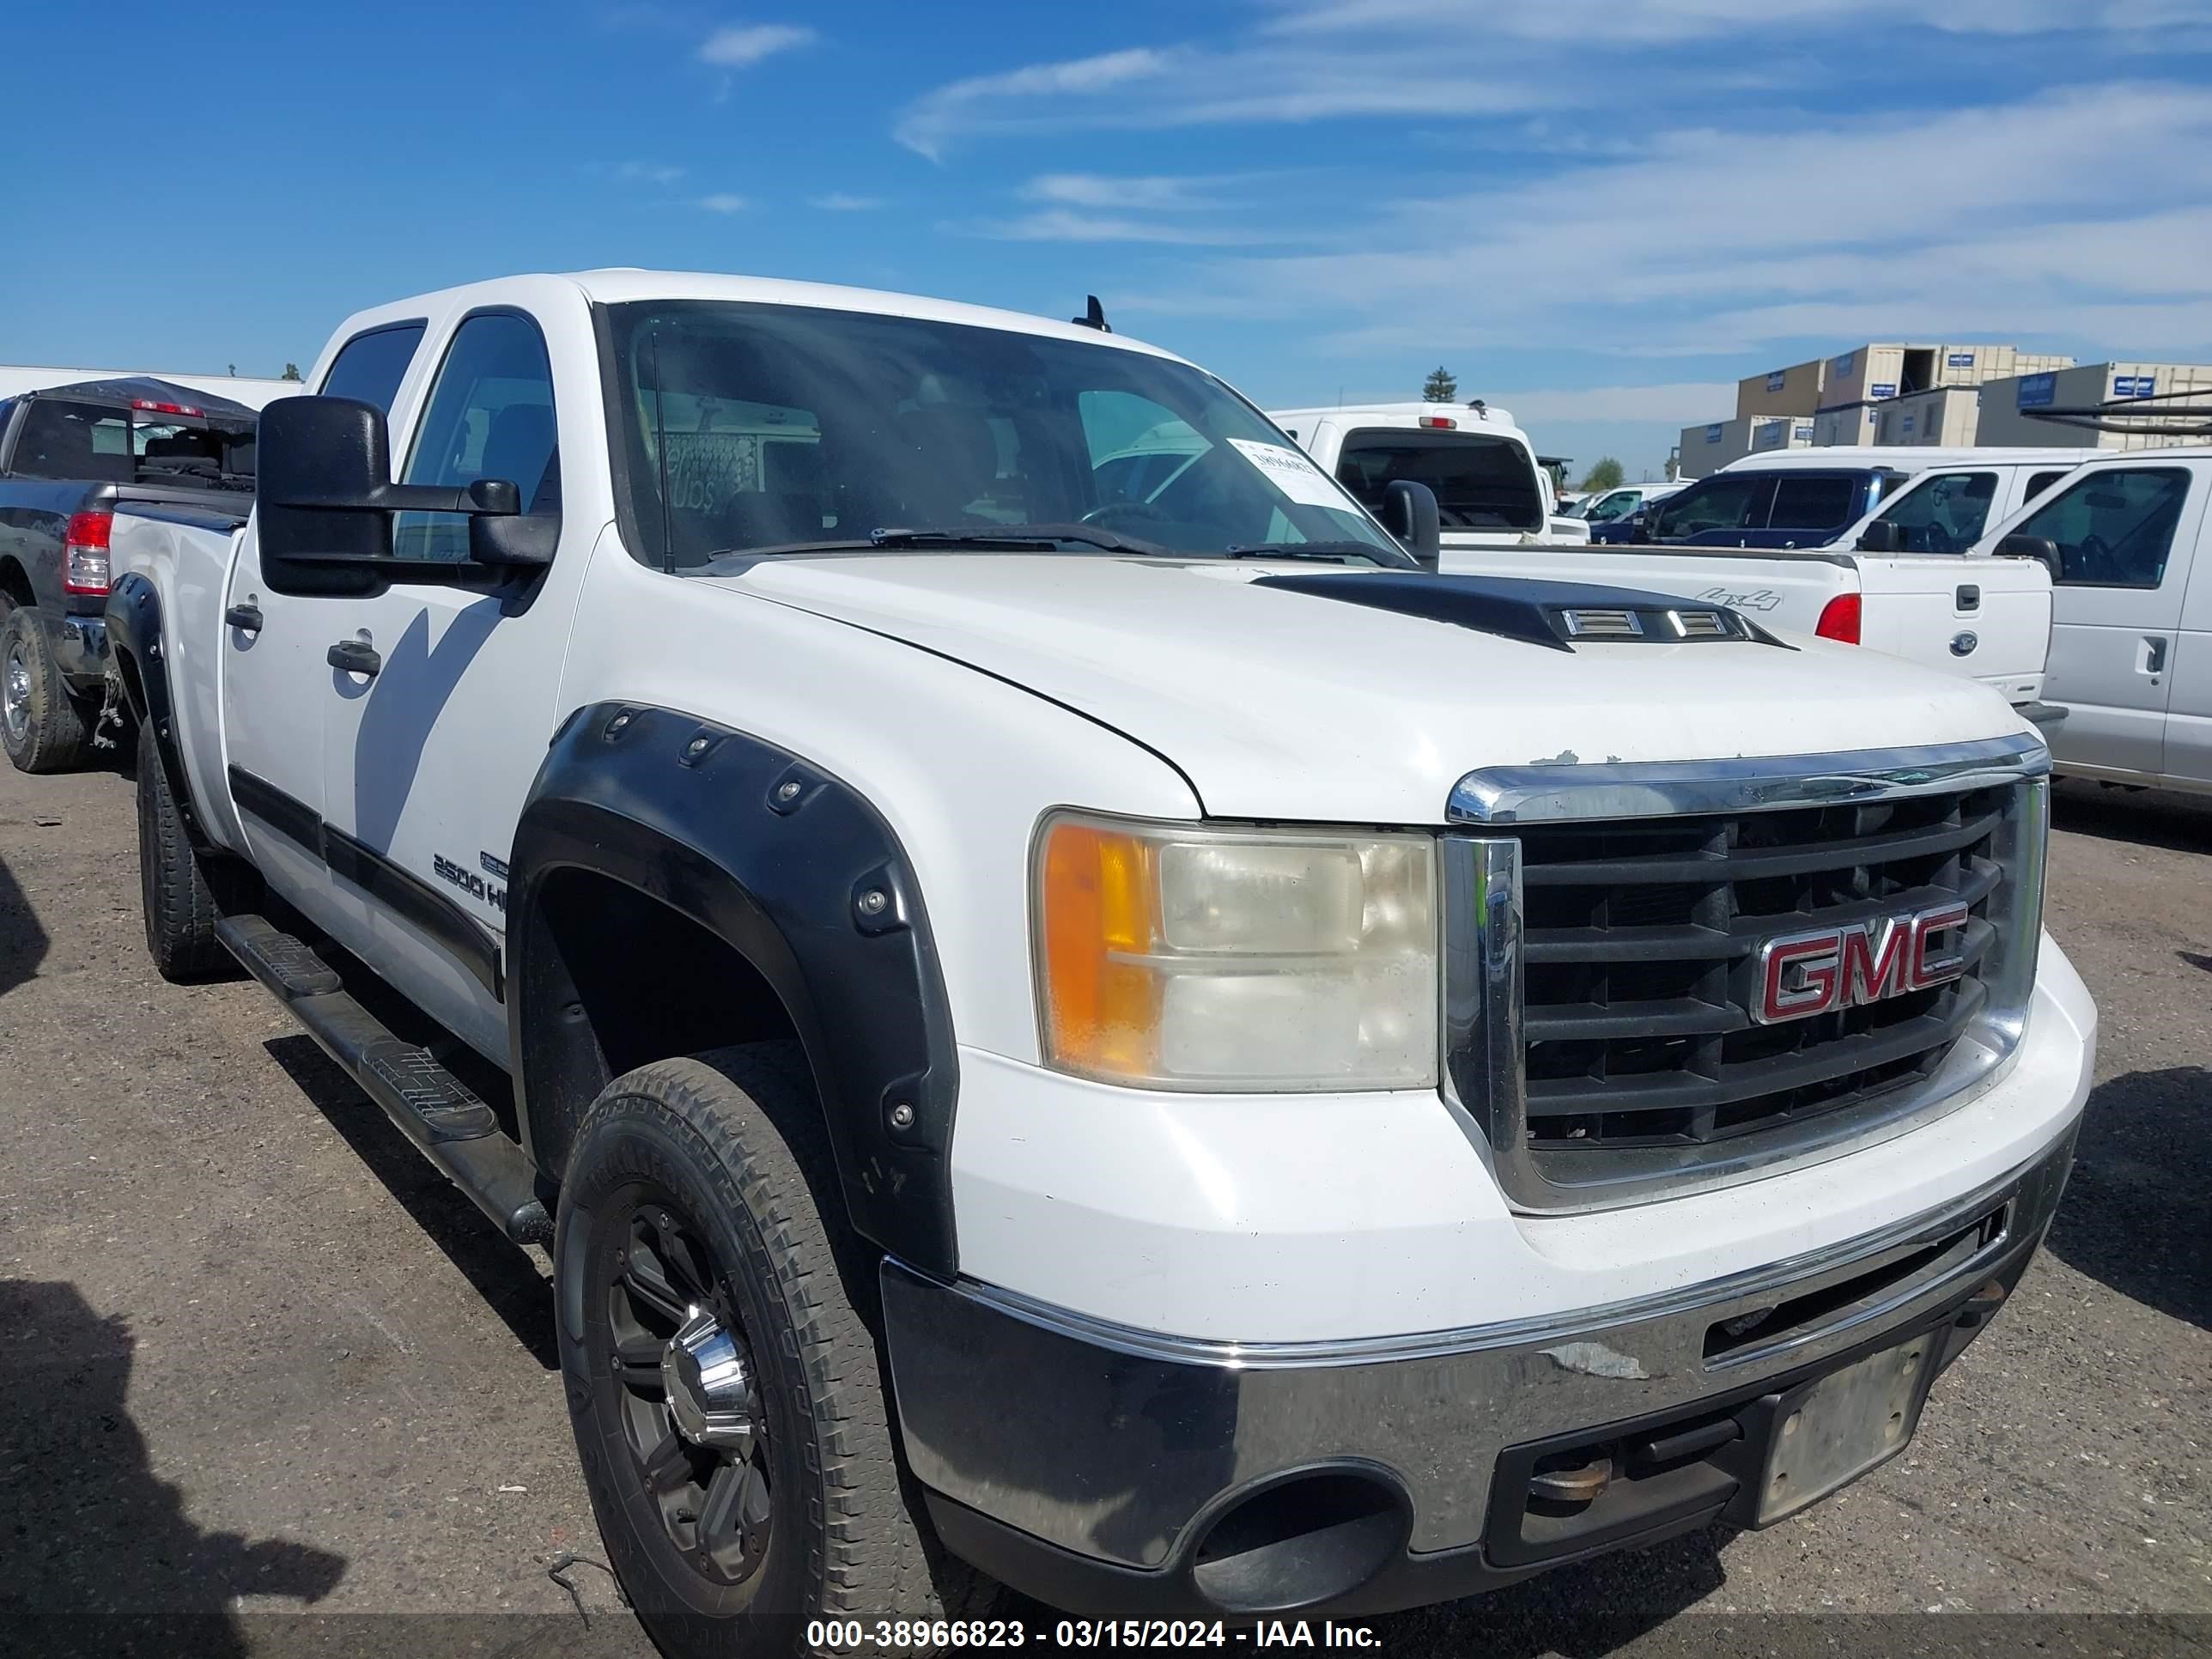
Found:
[604,1194,774,1587]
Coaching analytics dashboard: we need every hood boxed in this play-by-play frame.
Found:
[724,555,2032,823]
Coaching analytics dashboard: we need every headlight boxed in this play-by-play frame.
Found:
[1033,812,1438,1091]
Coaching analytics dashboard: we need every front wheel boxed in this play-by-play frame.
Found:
[555,1043,989,1656]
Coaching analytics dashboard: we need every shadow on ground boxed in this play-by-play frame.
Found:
[2051,777,2212,855]
[0,1279,347,1655]
[1367,1524,1727,1655]
[2045,1066,2212,1331]
[0,848,48,1001]
[263,1033,560,1369]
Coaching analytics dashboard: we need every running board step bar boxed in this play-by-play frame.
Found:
[216,915,552,1245]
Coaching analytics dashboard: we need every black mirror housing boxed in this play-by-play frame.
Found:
[1384,478,1442,571]
[255,395,544,591]
[257,397,395,586]
[1856,519,1902,554]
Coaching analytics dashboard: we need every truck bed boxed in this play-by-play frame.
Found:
[1439,540,2050,707]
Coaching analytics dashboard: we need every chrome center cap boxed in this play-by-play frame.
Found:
[661,1305,757,1453]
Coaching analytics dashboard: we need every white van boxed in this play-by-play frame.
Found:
[1838,450,2094,556]
[1967,445,2212,793]
[1574,479,1686,527]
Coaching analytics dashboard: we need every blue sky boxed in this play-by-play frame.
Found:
[7,0,2212,477]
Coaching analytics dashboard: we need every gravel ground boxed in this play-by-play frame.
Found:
[1,759,2206,1657]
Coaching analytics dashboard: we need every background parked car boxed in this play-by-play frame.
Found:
[1580,480,1687,538]
[0,378,256,771]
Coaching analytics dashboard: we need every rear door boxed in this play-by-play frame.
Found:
[1647,472,1775,547]
[1747,471,1865,550]
[220,320,428,927]
[2014,462,2209,777]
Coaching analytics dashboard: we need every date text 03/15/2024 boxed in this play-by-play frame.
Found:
[805,1620,1385,1650]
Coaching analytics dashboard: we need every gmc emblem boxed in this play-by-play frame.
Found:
[1752,902,1972,1025]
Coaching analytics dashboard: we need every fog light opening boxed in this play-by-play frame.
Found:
[1189,1470,1406,1613]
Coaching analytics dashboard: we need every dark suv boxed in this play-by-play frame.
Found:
[1599,465,1908,550]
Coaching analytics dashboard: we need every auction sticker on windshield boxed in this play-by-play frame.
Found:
[1228,438,1352,509]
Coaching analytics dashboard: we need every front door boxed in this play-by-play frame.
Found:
[2024,463,2207,779]
[319,306,582,1065]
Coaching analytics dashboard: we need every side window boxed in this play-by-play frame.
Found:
[1768,474,1859,531]
[1875,471,1998,554]
[9,400,131,482]
[2014,467,2192,589]
[1652,475,1771,537]
[319,322,427,416]
[2025,469,2070,502]
[1586,489,1639,523]
[393,313,557,562]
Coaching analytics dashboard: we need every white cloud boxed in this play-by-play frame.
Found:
[895,48,1172,158]
[613,161,685,185]
[892,0,2212,160]
[1489,383,1743,423]
[696,22,815,66]
[1020,173,1242,211]
[1124,83,2212,359]
[810,192,886,210]
[962,209,1284,246]
[696,193,746,213]
[1267,0,2212,43]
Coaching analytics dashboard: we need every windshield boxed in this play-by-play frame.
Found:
[600,301,1402,568]
[1330,428,1544,532]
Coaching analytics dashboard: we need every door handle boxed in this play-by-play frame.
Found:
[224,603,264,635]
[1955,584,1979,611]
[327,639,382,678]
[2144,635,2168,677]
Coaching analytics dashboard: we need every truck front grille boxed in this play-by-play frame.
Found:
[1443,740,2049,1212]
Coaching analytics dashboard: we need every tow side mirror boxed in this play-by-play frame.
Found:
[1856,519,1902,554]
[1627,508,1654,544]
[1996,532,2063,582]
[257,396,542,591]
[1384,478,1441,572]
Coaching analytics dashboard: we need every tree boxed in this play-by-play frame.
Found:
[1421,366,1458,403]
[280,362,302,381]
[1579,456,1625,493]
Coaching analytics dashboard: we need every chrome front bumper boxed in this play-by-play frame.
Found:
[884,1118,2076,1615]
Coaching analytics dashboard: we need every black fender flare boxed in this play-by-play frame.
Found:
[105,574,200,834]
[508,702,962,1275]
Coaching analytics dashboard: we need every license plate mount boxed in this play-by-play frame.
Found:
[1755,1334,1937,1523]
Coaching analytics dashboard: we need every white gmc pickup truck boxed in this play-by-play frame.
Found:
[107,270,2094,1653]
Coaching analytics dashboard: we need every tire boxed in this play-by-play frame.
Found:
[1,606,89,773]
[136,718,242,981]
[556,1042,992,1656]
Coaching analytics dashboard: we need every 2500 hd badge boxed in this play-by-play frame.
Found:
[433,851,506,914]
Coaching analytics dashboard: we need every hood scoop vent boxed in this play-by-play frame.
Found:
[1251,571,1786,653]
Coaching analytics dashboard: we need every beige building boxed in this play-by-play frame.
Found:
[1869,386,1984,447]
[1819,343,2075,410]
[1974,362,2212,452]
[1735,358,1828,419]
[1677,415,1814,477]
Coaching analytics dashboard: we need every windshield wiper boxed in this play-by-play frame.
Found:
[867,523,1170,555]
[1222,541,1406,567]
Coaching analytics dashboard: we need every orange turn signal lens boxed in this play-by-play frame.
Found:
[1037,818,1164,1080]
